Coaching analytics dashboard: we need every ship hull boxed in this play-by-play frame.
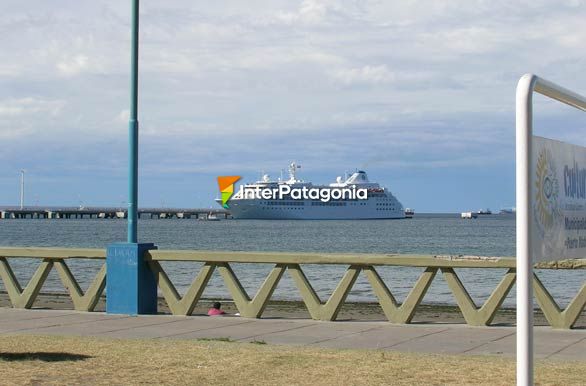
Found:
[226,199,405,220]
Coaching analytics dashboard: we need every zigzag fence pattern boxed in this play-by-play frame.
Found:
[0,248,584,329]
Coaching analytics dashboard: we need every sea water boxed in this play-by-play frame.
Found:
[0,214,583,307]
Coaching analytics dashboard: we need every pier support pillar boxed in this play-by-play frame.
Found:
[106,243,157,315]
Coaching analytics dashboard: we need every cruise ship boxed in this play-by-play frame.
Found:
[218,163,405,220]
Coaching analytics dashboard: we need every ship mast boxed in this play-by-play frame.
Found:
[288,162,301,183]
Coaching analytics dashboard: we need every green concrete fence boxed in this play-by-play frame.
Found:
[0,247,584,329]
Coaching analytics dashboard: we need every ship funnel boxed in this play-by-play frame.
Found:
[346,170,369,184]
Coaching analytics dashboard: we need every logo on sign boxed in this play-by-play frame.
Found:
[217,176,241,209]
[534,147,561,235]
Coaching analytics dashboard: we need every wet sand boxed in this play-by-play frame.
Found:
[2,292,583,327]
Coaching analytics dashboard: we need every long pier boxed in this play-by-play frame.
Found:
[0,206,230,220]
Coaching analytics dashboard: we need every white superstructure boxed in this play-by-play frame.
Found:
[218,163,405,220]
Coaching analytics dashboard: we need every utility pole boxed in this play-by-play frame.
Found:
[128,0,140,243]
[19,169,25,210]
[106,0,157,316]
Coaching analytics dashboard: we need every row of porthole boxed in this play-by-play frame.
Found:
[265,201,305,206]
[262,207,303,210]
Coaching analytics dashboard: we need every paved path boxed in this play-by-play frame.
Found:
[1,308,584,361]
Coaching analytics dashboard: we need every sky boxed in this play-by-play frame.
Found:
[1,0,586,212]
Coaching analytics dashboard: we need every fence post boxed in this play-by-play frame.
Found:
[106,243,157,315]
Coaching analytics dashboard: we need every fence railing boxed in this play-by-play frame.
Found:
[0,248,105,311]
[0,247,584,329]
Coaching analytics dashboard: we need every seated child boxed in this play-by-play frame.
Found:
[207,301,226,316]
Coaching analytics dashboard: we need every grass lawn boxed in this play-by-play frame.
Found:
[0,335,584,385]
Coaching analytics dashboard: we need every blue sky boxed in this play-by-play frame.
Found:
[1,0,586,212]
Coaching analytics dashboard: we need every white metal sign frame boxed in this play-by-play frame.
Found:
[516,73,586,386]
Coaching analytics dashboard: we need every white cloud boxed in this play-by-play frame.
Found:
[0,98,65,117]
[116,109,130,123]
[418,27,507,56]
[56,54,90,76]
[0,63,20,76]
[276,0,330,25]
[330,65,395,85]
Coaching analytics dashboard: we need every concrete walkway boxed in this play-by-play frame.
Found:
[1,308,584,361]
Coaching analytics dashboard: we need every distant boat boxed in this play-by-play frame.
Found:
[461,212,478,219]
[404,208,414,218]
[499,208,516,215]
[200,212,220,221]
[477,208,492,215]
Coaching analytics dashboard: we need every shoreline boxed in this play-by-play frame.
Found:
[2,292,583,327]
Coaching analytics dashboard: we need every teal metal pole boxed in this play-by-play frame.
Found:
[107,0,158,315]
[128,0,139,243]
